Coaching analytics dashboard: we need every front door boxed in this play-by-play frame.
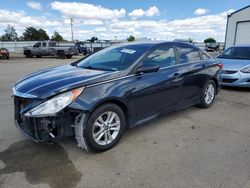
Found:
[132,44,182,122]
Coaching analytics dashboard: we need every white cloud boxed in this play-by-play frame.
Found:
[27,1,42,11]
[50,1,126,20]
[129,6,160,18]
[0,9,61,29]
[194,8,209,16]
[82,19,104,26]
[0,7,235,42]
[108,9,234,41]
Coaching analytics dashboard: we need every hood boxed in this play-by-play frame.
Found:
[14,64,118,99]
[217,58,250,71]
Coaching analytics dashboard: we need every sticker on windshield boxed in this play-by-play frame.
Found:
[121,48,136,54]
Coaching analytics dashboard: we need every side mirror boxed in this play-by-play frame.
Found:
[136,64,160,74]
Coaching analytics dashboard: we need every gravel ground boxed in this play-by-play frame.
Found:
[0,55,250,188]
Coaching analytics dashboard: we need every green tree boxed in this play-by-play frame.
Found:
[0,25,18,41]
[127,35,135,42]
[89,36,98,43]
[188,38,194,43]
[51,31,64,41]
[22,27,49,41]
[204,38,216,43]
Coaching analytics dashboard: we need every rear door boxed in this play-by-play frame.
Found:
[132,44,182,121]
[175,43,204,107]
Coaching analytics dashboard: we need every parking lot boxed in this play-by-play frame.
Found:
[0,55,250,188]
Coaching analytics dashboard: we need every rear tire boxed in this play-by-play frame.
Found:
[85,103,126,152]
[198,80,216,108]
[36,55,42,58]
[57,51,65,59]
[66,55,72,58]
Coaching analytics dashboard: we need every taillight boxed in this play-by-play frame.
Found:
[217,63,223,70]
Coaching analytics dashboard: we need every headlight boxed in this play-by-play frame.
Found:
[25,87,84,117]
[241,66,250,73]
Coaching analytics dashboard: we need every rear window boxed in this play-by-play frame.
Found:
[218,47,250,60]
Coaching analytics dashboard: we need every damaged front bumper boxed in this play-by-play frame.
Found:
[14,96,90,151]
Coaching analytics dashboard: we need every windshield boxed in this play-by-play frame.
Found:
[77,44,149,71]
[218,47,250,60]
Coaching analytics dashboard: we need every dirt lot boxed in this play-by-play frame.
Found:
[0,55,250,188]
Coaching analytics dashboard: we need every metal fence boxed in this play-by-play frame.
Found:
[0,41,115,54]
[0,41,225,54]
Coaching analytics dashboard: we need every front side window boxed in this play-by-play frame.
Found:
[218,47,250,60]
[33,42,41,48]
[177,46,201,63]
[143,46,176,68]
[77,45,149,71]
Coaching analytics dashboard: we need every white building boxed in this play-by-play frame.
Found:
[225,5,250,49]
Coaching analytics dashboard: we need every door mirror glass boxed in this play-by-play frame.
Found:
[136,63,160,74]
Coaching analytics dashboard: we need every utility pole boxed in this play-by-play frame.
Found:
[70,18,74,42]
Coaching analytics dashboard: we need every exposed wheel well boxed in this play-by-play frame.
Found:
[57,50,64,54]
[24,50,31,54]
[91,100,129,129]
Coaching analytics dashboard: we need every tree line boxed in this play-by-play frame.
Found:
[0,25,64,42]
[1,25,217,43]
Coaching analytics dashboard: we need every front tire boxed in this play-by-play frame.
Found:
[85,103,126,152]
[24,50,33,58]
[198,80,216,108]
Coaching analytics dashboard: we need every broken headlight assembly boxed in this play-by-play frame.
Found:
[25,87,84,117]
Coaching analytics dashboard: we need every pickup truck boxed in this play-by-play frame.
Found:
[23,41,79,58]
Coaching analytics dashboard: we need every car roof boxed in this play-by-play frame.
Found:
[232,45,250,48]
[116,41,197,49]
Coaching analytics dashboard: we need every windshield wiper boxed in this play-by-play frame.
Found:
[82,65,117,71]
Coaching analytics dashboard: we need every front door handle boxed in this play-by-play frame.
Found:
[169,72,180,80]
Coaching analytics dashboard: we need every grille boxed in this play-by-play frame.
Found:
[222,78,238,83]
[14,96,48,141]
[222,70,237,74]
[14,96,35,119]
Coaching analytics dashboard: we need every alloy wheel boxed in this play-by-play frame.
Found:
[204,83,215,104]
[92,111,121,146]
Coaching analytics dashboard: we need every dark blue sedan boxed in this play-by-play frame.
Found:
[13,41,222,152]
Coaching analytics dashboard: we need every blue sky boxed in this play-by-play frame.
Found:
[0,0,249,41]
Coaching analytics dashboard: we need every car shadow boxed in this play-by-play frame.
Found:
[222,86,250,92]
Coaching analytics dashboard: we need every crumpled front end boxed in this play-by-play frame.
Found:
[14,95,89,151]
[14,96,76,141]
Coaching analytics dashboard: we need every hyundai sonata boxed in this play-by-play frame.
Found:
[13,42,222,152]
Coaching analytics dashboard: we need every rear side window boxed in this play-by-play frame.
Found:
[177,46,201,63]
[49,42,57,47]
[42,42,46,47]
[143,46,176,68]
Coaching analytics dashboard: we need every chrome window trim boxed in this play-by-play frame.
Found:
[159,60,202,70]
[87,61,203,88]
